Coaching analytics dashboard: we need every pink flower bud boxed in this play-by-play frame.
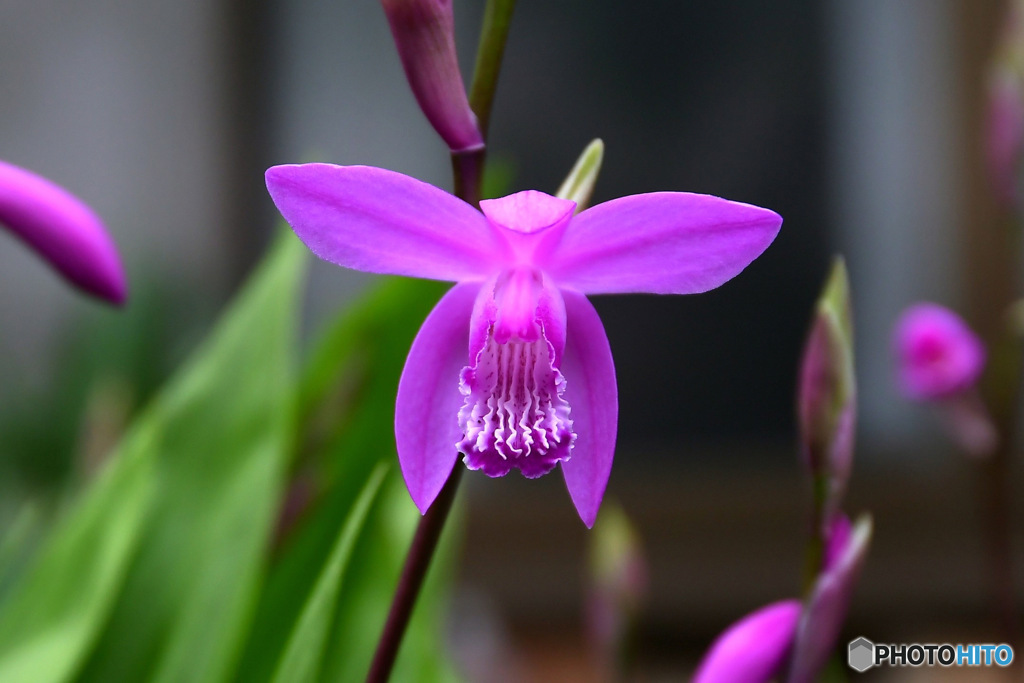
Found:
[380,0,484,153]
[986,0,1024,206]
[787,515,872,683]
[797,259,855,518]
[693,600,802,683]
[986,69,1024,206]
[0,160,126,304]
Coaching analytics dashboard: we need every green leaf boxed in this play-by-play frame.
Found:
[71,230,307,683]
[556,138,604,212]
[0,423,155,683]
[269,464,387,683]
[233,276,450,683]
[316,473,462,683]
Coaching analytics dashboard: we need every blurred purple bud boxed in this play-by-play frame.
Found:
[0,160,126,304]
[380,0,485,153]
[822,513,852,573]
[586,503,647,664]
[894,303,985,401]
[787,514,872,683]
[986,0,1024,206]
[798,259,855,511]
[693,600,802,683]
[986,69,1024,206]
[937,390,999,457]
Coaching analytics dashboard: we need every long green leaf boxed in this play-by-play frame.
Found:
[233,277,446,682]
[235,275,462,683]
[72,231,307,683]
[318,473,461,683]
[0,422,155,683]
[269,464,387,683]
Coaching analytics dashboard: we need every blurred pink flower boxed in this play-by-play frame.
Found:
[894,303,985,401]
[0,160,125,304]
[266,163,781,525]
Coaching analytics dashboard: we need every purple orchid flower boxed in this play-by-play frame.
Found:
[0,159,126,304]
[266,163,781,525]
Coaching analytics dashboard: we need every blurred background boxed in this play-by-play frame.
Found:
[0,0,1020,679]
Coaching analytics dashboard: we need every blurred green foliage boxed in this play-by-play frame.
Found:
[0,279,205,490]
[0,231,462,682]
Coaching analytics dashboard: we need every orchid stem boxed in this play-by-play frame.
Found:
[453,0,515,206]
[452,147,485,208]
[800,474,828,596]
[468,0,516,141]
[366,464,463,683]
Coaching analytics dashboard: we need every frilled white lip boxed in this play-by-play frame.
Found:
[266,163,782,526]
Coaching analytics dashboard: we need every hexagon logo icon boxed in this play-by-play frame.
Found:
[848,637,875,672]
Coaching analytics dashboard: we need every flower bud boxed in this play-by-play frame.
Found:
[380,0,484,153]
[557,139,604,213]
[586,503,647,667]
[0,160,126,304]
[798,259,855,513]
[987,68,1024,206]
[986,0,1024,206]
[693,600,802,683]
[787,515,872,683]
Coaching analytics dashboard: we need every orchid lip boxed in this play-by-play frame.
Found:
[457,272,575,479]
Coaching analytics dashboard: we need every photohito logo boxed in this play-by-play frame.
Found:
[848,637,874,672]
[848,637,1014,672]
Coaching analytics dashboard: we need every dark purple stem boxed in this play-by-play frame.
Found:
[366,464,463,683]
[452,147,485,209]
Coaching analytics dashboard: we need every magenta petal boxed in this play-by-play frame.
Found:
[559,290,617,527]
[480,191,576,235]
[266,163,500,281]
[0,160,126,304]
[546,192,781,294]
[693,600,802,683]
[396,282,480,513]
